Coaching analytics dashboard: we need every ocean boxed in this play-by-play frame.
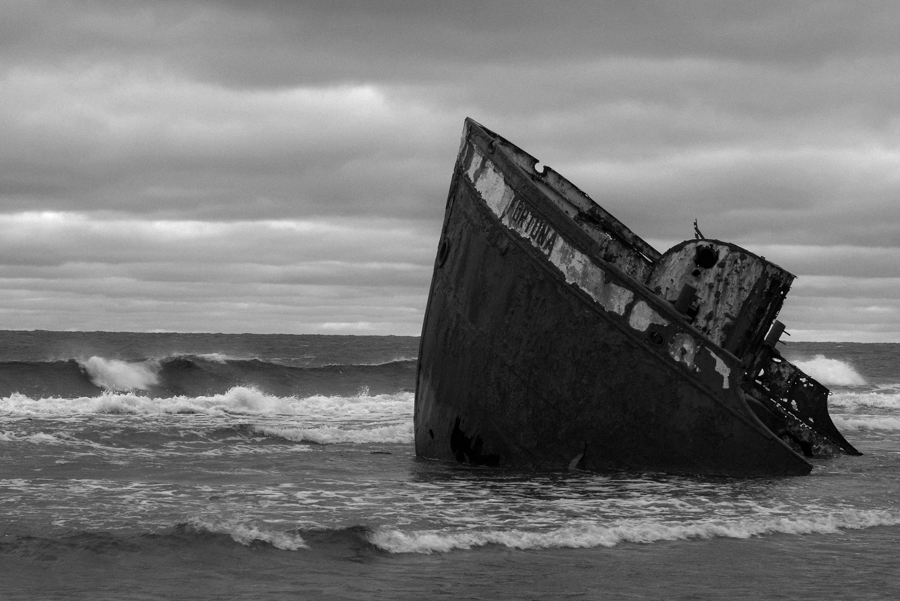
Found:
[1,331,898,600]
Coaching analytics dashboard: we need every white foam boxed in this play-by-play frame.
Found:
[792,355,867,386]
[830,388,900,411]
[368,509,900,553]
[253,422,413,444]
[833,415,900,432]
[79,356,160,391]
[0,387,414,423]
[185,517,308,551]
[0,430,67,444]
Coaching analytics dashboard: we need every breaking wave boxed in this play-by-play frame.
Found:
[30,509,894,558]
[180,518,308,551]
[830,387,900,411]
[367,509,900,554]
[793,355,867,386]
[80,357,160,391]
[0,387,414,420]
[0,354,416,399]
[154,510,900,555]
[252,423,413,444]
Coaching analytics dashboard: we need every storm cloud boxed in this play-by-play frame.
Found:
[1,1,898,339]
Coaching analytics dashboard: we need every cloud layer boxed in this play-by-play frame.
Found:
[1,1,898,339]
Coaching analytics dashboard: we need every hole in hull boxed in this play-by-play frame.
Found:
[694,244,719,269]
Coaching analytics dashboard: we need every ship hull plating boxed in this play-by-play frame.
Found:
[416,119,854,477]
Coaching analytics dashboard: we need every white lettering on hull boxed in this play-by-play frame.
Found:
[465,145,732,389]
[468,147,633,316]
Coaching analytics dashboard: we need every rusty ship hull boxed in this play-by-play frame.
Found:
[414,119,859,477]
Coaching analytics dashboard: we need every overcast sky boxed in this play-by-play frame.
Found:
[1,1,898,340]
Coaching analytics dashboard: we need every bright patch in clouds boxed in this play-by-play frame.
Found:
[0,211,434,334]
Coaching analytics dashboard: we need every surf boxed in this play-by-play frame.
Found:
[366,509,900,553]
[0,354,416,399]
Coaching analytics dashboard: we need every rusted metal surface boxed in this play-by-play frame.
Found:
[415,118,858,477]
[647,240,793,358]
[745,344,861,456]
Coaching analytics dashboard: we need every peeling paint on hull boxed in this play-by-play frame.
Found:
[415,119,858,477]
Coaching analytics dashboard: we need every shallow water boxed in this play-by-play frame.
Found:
[1,333,898,599]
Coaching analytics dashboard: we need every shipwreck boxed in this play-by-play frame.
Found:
[415,118,859,477]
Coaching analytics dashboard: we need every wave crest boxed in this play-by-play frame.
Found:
[181,518,308,551]
[792,355,867,386]
[830,388,900,410]
[253,423,413,444]
[368,509,900,553]
[0,387,414,419]
[79,357,160,391]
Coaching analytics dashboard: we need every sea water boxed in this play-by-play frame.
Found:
[1,332,898,600]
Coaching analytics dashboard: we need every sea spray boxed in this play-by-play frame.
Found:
[80,357,160,391]
[792,354,867,386]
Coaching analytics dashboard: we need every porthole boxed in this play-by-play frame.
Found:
[694,244,719,269]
